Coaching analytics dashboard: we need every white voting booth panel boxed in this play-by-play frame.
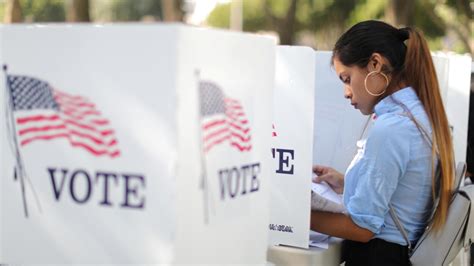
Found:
[432,53,471,165]
[269,46,315,248]
[432,55,450,103]
[173,26,274,264]
[313,51,369,174]
[268,50,368,250]
[0,24,274,264]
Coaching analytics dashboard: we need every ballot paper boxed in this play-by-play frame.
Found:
[309,182,345,249]
[309,230,330,249]
[311,182,345,213]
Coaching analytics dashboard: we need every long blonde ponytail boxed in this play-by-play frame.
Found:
[404,28,455,231]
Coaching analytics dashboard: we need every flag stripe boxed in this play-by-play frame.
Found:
[20,133,120,157]
[61,104,97,113]
[226,111,246,118]
[204,127,229,142]
[17,114,61,124]
[204,135,230,152]
[63,110,102,120]
[67,129,117,146]
[53,91,88,102]
[61,118,112,135]
[90,119,110,125]
[227,121,250,134]
[224,98,239,103]
[228,118,248,125]
[18,122,117,146]
[230,142,252,151]
[18,124,115,147]
[56,100,95,109]
[19,124,66,135]
[203,119,226,130]
[229,131,251,142]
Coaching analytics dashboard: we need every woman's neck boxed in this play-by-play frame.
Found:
[372,80,408,111]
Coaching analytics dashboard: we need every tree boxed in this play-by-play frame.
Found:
[207,0,266,31]
[207,0,304,45]
[161,0,183,22]
[207,0,357,47]
[385,0,414,26]
[207,0,471,54]
[66,0,90,22]
[264,0,298,45]
[20,0,65,22]
[93,0,163,22]
[437,0,472,54]
[4,0,22,23]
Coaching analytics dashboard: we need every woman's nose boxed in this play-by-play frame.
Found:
[344,86,352,99]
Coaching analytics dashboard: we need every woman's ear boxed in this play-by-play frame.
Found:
[367,53,384,72]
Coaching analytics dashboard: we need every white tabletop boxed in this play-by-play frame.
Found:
[267,238,342,266]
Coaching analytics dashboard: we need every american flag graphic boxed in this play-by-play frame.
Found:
[7,75,120,158]
[199,81,251,153]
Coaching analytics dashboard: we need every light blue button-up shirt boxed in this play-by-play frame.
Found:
[344,87,435,245]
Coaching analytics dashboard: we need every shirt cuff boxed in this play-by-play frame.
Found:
[347,205,384,234]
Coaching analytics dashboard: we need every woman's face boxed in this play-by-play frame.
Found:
[333,56,385,115]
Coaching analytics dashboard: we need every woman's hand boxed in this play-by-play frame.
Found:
[312,165,344,194]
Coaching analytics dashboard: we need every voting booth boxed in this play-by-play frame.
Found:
[1,23,471,265]
[269,50,472,251]
[268,50,369,250]
[0,24,275,264]
[432,53,472,165]
[269,46,315,248]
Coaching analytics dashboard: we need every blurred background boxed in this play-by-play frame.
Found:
[0,0,472,54]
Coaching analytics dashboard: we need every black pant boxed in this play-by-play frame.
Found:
[341,238,410,266]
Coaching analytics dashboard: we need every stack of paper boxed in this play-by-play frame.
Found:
[309,181,345,248]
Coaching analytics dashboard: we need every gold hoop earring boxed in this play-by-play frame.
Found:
[364,71,389,97]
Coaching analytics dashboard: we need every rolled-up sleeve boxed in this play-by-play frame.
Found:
[345,115,411,234]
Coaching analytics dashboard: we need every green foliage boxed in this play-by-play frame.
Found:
[20,0,65,22]
[108,0,162,21]
[264,0,293,18]
[0,2,5,21]
[206,0,470,53]
[309,0,358,29]
[206,2,230,28]
[347,0,385,25]
[241,0,266,32]
[207,0,265,32]
[414,0,445,38]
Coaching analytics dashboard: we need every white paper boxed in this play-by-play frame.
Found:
[311,182,345,213]
[309,182,344,249]
[309,231,330,249]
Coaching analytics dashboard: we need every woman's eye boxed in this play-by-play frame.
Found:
[343,77,350,84]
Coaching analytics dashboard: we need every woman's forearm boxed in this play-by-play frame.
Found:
[310,210,374,242]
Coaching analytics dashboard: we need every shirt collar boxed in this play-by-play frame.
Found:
[374,87,418,116]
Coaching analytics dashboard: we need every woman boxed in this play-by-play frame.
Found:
[310,20,454,265]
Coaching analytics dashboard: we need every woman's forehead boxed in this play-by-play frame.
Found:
[333,58,349,74]
[333,58,366,75]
